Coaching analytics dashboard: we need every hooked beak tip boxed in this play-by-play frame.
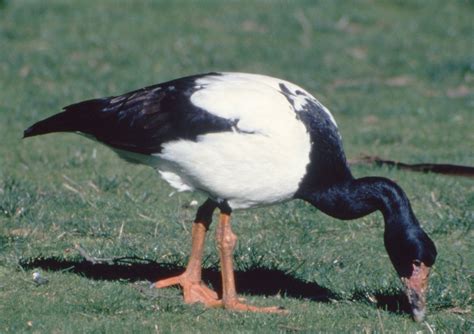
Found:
[412,307,426,322]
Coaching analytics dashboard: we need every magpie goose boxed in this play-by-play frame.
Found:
[24,72,436,320]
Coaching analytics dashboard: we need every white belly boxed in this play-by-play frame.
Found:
[155,128,311,210]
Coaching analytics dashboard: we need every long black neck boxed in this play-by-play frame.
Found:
[297,176,415,225]
[296,176,436,277]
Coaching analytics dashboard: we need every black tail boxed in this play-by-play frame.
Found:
[23,98,110,139]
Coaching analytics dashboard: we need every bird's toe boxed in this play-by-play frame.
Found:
[153,273,219,306]
[183,282,219,305]
[223,299,288,314]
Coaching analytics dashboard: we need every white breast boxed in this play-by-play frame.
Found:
[154,73,313,209]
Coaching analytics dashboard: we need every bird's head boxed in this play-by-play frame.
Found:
[384,222,437,322]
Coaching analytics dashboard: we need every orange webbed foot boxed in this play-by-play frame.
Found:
[153,273,219,306]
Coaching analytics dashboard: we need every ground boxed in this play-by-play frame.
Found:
[0,0,472,332]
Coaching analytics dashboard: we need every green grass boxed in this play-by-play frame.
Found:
[1,0,473,332]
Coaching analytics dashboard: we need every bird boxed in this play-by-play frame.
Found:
[24,72,437,320]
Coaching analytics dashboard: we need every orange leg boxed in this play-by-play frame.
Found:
[216,212,287,313]
[154,220,219,306]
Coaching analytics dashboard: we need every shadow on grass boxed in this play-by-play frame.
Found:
[350,290,412,315]
[21,257,411,315]
[20,257,333,301]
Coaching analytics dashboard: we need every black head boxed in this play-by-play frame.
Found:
[384,224,437,277]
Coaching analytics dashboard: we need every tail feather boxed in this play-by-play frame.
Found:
[23,75,235,154]
[23,98,110,138]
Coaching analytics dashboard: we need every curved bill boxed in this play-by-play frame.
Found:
[400,260,431,322]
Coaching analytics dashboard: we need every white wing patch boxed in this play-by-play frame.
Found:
[212,73,337,127]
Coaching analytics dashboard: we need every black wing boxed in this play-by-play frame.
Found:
[24,73,237,154]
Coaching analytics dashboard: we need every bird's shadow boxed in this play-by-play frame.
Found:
[20,257,411,315]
